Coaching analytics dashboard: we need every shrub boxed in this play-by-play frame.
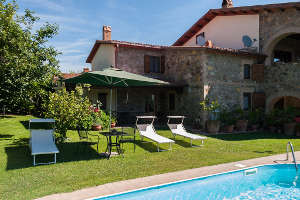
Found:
[43,86,93,140]
[219,109,236,126]
[232,107,249,121]
[248,109,264,126]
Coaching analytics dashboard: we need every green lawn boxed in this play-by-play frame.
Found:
[1,115,300,200]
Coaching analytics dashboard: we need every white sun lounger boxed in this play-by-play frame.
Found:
[136,116,174,152]
[29,119,59,166]
[167,116,207,147]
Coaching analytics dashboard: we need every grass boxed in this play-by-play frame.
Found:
[1,115,300,199]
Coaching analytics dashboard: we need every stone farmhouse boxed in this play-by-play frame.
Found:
[80,1,300,124]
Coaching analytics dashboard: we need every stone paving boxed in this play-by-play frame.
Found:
[37,151,300,200]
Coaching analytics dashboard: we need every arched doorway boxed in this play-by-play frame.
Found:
[272,34,300,64]
[271,96,300,110]
[263,27,300,65]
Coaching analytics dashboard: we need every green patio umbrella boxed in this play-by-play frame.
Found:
[64,67,169,130]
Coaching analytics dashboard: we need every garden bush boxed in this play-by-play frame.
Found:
[43,86,93,140]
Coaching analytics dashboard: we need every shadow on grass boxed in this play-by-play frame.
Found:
[0,115,16,119]
[5,141,106,170]
[0,134,13,139]
[207,132,296,141]
[133,140,172,152]
[253,150,274,154]
[173,138,194,148]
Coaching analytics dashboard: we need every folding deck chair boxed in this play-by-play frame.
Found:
[29,119,59,166]
[136,116,174,152]
[167,116,207,147]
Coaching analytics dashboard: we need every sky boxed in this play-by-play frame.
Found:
[17,0,296,73]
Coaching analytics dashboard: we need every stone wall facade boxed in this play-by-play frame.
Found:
[116,47,169,81]
[264,62,300,111]
[114,46,264,122]
[164,48,206,121]
[205,53,260,109]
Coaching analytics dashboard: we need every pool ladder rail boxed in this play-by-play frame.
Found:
[286,142,298,170]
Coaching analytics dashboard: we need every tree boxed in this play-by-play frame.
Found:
[44,87,93,140]
[0,0,60,114]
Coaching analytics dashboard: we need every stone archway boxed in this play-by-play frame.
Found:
[262,27,300,65]
[266,91,300,112]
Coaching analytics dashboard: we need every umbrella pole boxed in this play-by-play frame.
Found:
[109,87,112,132]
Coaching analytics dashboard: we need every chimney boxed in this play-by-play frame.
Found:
[222,0,233,8]
[83,67,90,73]
[102,25,111,40]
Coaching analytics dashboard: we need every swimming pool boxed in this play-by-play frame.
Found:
[94,164,300,200]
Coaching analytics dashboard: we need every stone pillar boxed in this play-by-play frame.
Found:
[103,25,111,40]
[222,0,233,8]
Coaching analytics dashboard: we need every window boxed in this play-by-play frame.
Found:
[243,93,252,111]
[244,64,251,79]
[98,93,107,110]
[144,55,165,74]
[150,56,161,73]
[169,93,175,110]
[274,50,292,63]
[196,32,205,46]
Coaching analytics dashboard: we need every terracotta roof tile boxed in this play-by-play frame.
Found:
[86,40,265,63]
[61,73,81,79]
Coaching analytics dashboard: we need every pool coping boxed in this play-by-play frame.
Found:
[37,151,300,200]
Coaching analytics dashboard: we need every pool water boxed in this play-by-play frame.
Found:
[95,164,300,200]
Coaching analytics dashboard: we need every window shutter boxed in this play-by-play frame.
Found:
[160,56,165,74]
[252,92,266,110]
[144,55,150,73]
[252,64,264,82]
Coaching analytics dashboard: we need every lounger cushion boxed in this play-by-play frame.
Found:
[30,130,59,155]
[171,124,207,140]
[139,125,174,144]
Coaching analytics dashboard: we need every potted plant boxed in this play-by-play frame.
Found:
[111,116,117,128]
[91,107,102,131]
[200,99,221,134]
[219,109,236,133]
[265,111,276,133]
[234,108,248,132]
[92,118,102,131]
[248,109,264,131]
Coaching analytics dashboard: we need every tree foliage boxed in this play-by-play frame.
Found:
[0,0,60,114]
[43,87,93,139]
